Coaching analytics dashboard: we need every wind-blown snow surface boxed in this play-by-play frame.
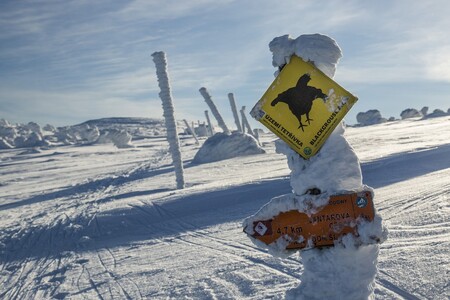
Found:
[1,116,449,299]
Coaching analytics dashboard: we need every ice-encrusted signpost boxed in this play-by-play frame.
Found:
[183,119,199,145]
[152,51,185,189]
[199,87,230,135]
[243,34,387,299]
[240,106,255,137]
[228,93,242,132]
[204,110,215,136]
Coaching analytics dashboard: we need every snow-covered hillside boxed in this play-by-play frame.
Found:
[0,116,449,299]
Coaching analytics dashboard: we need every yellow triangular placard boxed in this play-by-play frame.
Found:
[251,56,358,159]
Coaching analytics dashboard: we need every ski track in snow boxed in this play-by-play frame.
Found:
[1,117,450,299]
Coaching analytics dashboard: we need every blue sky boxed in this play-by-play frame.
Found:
[1,0,449,127]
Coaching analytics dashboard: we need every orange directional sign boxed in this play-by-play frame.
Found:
[250,55,358,159]
[244,190,375,250]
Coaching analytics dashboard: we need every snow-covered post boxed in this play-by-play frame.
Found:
[228,93,242,132]
[152,51,185,189]
[240,106,254,136]
[199,87,230,135]
[183,119,199,145]
[204,110,215,136]
[268,34,386,299]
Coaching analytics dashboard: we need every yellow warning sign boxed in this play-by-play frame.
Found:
[250,55,358,159]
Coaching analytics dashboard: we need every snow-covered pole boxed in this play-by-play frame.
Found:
[199,87,231,135]
[240,106,254,136]
[265,34,385,299]
[183,119,199,145]
[228,93,242,132]
[151,51,185,189]
[204,110,214,136]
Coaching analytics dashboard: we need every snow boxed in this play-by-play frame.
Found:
[269,34,342,77]
[0,116,449,298]
[275,124,364,195]
[357,109,388,126]
[400,108,422,120]
[193,132,265,164]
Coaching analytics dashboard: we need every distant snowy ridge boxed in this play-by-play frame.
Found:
[356,106,450,126]
[0,117,191,150]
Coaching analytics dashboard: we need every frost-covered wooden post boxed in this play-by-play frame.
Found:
[183,119,199,145]
[228,93,242,132]
[152,51,185,189]
[240,106,254,136]
[199,87,230,135]
[204,110,214,136]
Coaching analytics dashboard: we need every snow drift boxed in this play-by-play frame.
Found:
[193,132,265,164]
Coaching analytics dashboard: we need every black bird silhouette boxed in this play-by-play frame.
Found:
[271,73,327,131]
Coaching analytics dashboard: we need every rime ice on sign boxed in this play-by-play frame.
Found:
[250,55,358,159]
[243,33,387,300]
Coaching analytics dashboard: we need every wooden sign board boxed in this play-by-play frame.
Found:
[245,190,375,250]
[250,55,358,159]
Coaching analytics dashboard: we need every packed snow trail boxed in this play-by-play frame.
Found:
[0,117,449,299]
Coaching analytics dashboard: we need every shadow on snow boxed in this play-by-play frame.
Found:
[2,144,450,262]
[0,177,291,262]
[361,143,450,188]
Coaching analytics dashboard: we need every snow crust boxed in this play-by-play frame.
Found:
[192,132,265,164]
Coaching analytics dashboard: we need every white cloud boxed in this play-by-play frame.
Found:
[422,46,450,82]
[2,0,450,126]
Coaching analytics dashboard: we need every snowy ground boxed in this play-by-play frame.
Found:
[1,116,449,299]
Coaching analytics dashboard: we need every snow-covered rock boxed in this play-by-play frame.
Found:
[98,129,134,149]
[420,106,429,117]
[193,132,265,164]
[357,109,387,126]
[400,108,422,119]
[425,108,448,118]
